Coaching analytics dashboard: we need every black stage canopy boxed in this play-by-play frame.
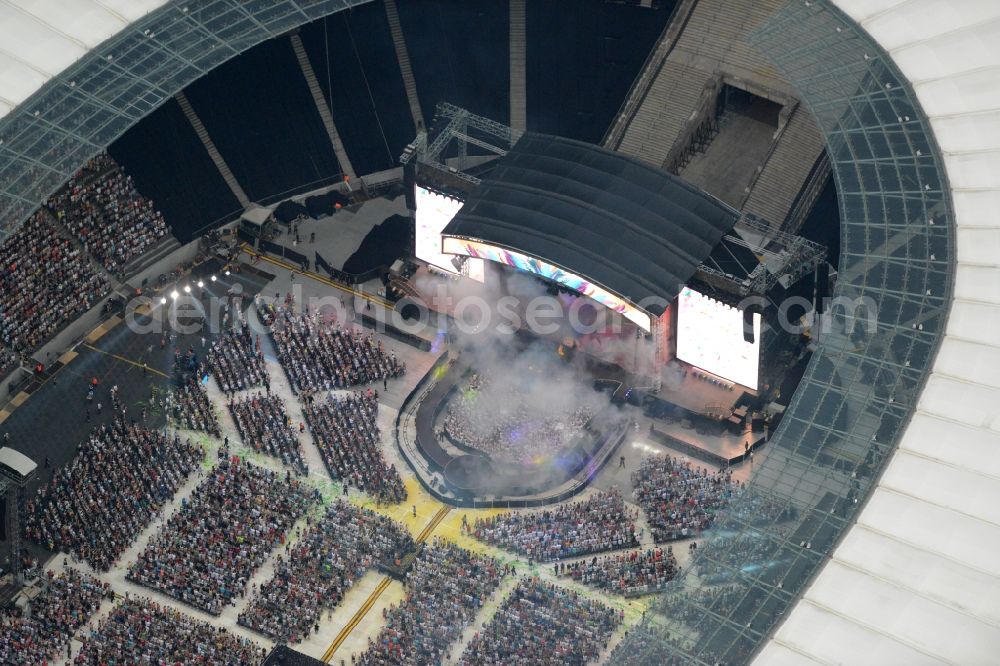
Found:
[442,133,739,314]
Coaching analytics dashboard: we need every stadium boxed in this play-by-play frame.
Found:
[0,1,993,664]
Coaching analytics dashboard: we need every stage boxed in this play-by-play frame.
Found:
[655,363,757,420]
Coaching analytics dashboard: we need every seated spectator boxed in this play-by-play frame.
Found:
[49,155,169,276]
[229,392,307,473]
[302,390,406,503]
[0,210,109,356]
[458,577,621,665]
[168,379,220,437]
[473,488,638,562]
[555,547,679,597]
[693,531,789,584]
[653,584,747,624]
[239,501,414,642]
[207,328,268,394]
[269,308,404,393]
[23,418,204,571]
[355,540,505,665]
[0,568,108,664]
[74,597,265,665]
[127,458,317,615]
[79,153,116,176]
[722,489,797,527]
[631,454,738,542]
[606,623,696,666]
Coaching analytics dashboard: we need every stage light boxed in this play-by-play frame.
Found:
[160,297,167,305]
[170,290,179,300]
[183,285,191,294]
[225,270,231,276]
[210,275,217,282]
[197,280,204,288]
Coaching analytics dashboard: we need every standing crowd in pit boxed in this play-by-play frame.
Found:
[268,307,405,393]
[74,597,266,665]
[302,390,406,503]
[48,154,169,276]
[0,569,109,665]
[471,488,639,562]
[228,392,307,474]
[23,418,204,572]
[555,546,679,597]
[458,577,621,666]
[207,327,269,394]
[168,379,221,437]
[442,372,595,465]
[238,501,414,643]
[631,454,739,542]
[0,210,109,357]
[355,541,507,666]
[127,457,318,615]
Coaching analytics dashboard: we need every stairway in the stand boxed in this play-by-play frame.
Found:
[383,0,425,131]
[174,91,251,209]
[741,104,826,229]
[122,234,182,280]
[289,32,356,180]
[509,0,527,131]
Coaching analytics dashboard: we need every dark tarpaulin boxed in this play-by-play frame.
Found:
[443,133,739,313]
[273,199,307,224]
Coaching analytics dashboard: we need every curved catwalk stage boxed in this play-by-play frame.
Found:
[410,352,629,503]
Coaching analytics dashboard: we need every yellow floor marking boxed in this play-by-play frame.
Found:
[82,344,170,378]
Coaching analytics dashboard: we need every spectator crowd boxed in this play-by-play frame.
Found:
[168,379,221,436]
[459,577,621,666]
[302,390,406,503]
[472,488,638,561]
[269,308,405,393]
[356,541,505,665]
[443,372,596,465]
[694,531,788,584]
[238,501,414,643]
[606,623,696,666]
[0,210,109,356]
[24,418,204,571]
[49,156,169,276]
[229,393,307,473]
[0,569,109,665]
[631,454,739,542]
[555,547,679,597]
[127,457,318,614]
[207,328,268,394]
[75,597,265,665]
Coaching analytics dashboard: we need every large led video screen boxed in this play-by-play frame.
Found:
[676,287,760,388]
[414,186,484,281]
[442,236,652,331]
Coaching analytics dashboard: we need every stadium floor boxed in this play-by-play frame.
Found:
[10,263,707,664]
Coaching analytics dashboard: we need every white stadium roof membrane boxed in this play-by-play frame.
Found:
[757,0,1000,664]
[0,0,995,663]
[0,0,168,118]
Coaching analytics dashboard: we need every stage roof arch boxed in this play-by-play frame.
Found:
[442,132,740,314]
